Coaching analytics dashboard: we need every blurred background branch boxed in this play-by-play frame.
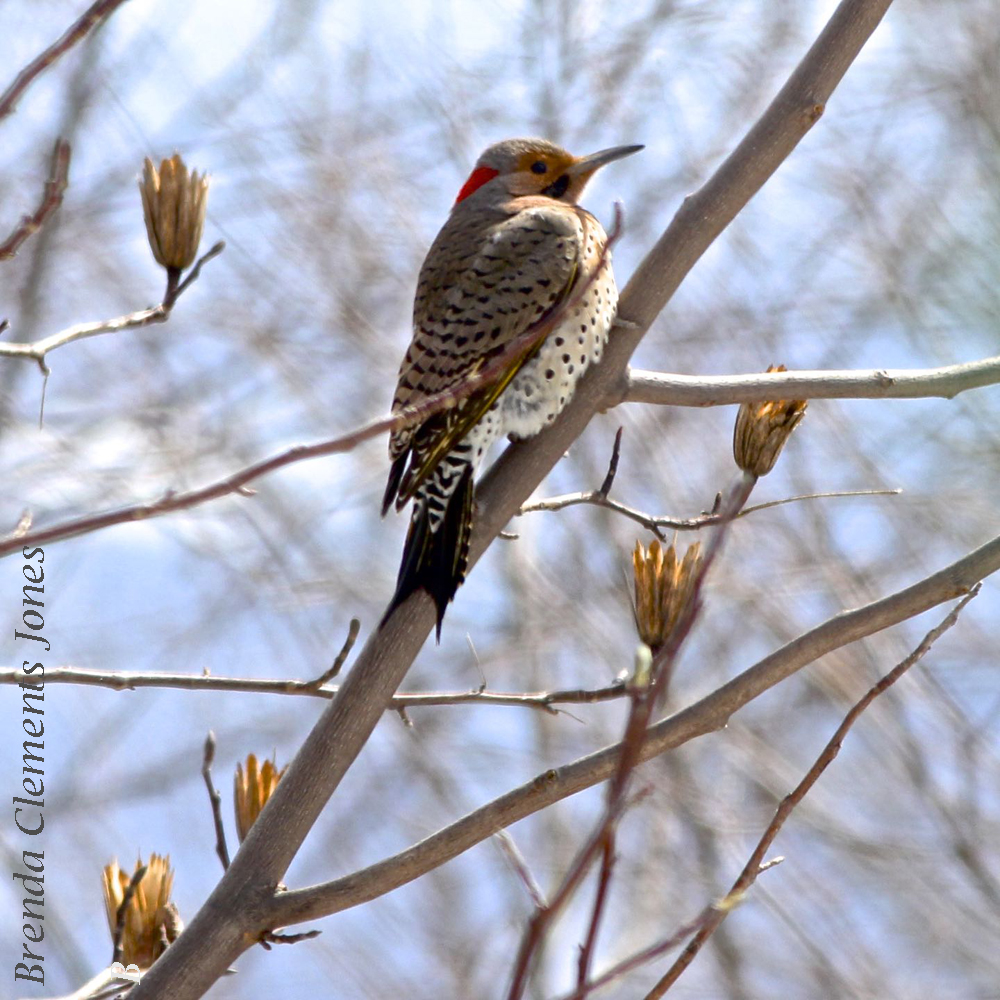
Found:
[0,139,71,262]
[0,0,133,120]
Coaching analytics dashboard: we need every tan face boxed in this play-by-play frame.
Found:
[454,139,642,206]
[504,147,583,201]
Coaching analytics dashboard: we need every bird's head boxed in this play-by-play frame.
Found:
[453,137,642,207]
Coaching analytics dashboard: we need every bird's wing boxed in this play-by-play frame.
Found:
[384,207,582,512]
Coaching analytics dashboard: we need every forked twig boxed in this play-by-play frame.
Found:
[520,487,901,539]
[0,664,630,711]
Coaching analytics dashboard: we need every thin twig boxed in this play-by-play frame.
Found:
[29,963,140,1000]
[737,487,901,517]
[165,242,225,306]
[258,928,321,949]
[519,486,901,538]
[0,665,629,710]
[0,139,71,262]
[555,906,717,1000]
[494,829,548,911]
[201,733,230,871]
[597,427,624,497]
[576,834,616,990]
[0,241,225,373]
[303,618,361,690]
[202,735,317,945]
[0,0,133,120]
[554,857,781,1000]
[643,585,981,998]
[111,865,147,965]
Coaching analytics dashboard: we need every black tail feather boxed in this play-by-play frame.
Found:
[381,453,407,517]
[381,465,475,640]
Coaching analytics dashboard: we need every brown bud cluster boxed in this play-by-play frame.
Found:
[732,365,808,477]
[139,154,209,271]
[102,854,182,970]
[234,753,286,843]
[632,538,703,653]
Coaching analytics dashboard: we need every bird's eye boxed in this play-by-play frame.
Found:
[530,160,548,174]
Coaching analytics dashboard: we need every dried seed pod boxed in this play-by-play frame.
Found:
[102,854,181,969]
[733,365,807,477]
[234,753,286,843]
[632,538,703,653]
[139,154,209,271]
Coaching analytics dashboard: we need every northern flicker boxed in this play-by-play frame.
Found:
[382,137,642,635]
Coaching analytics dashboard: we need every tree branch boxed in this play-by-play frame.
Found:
[0,0,133,121]
[201,733,231,871]
[24,963,142,1000]
[264,524,995,930]
[0,663,629,711]
[0,139,71,262]
[2,365,914,556]
[126,4,898,997]
[617,356,1000,408]
[519,487,901,538]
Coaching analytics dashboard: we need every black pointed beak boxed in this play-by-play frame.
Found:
[568,143,644,178]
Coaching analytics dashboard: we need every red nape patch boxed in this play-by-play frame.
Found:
[455,166,499,204]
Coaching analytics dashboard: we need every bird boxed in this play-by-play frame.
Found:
[381,137,642,637]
